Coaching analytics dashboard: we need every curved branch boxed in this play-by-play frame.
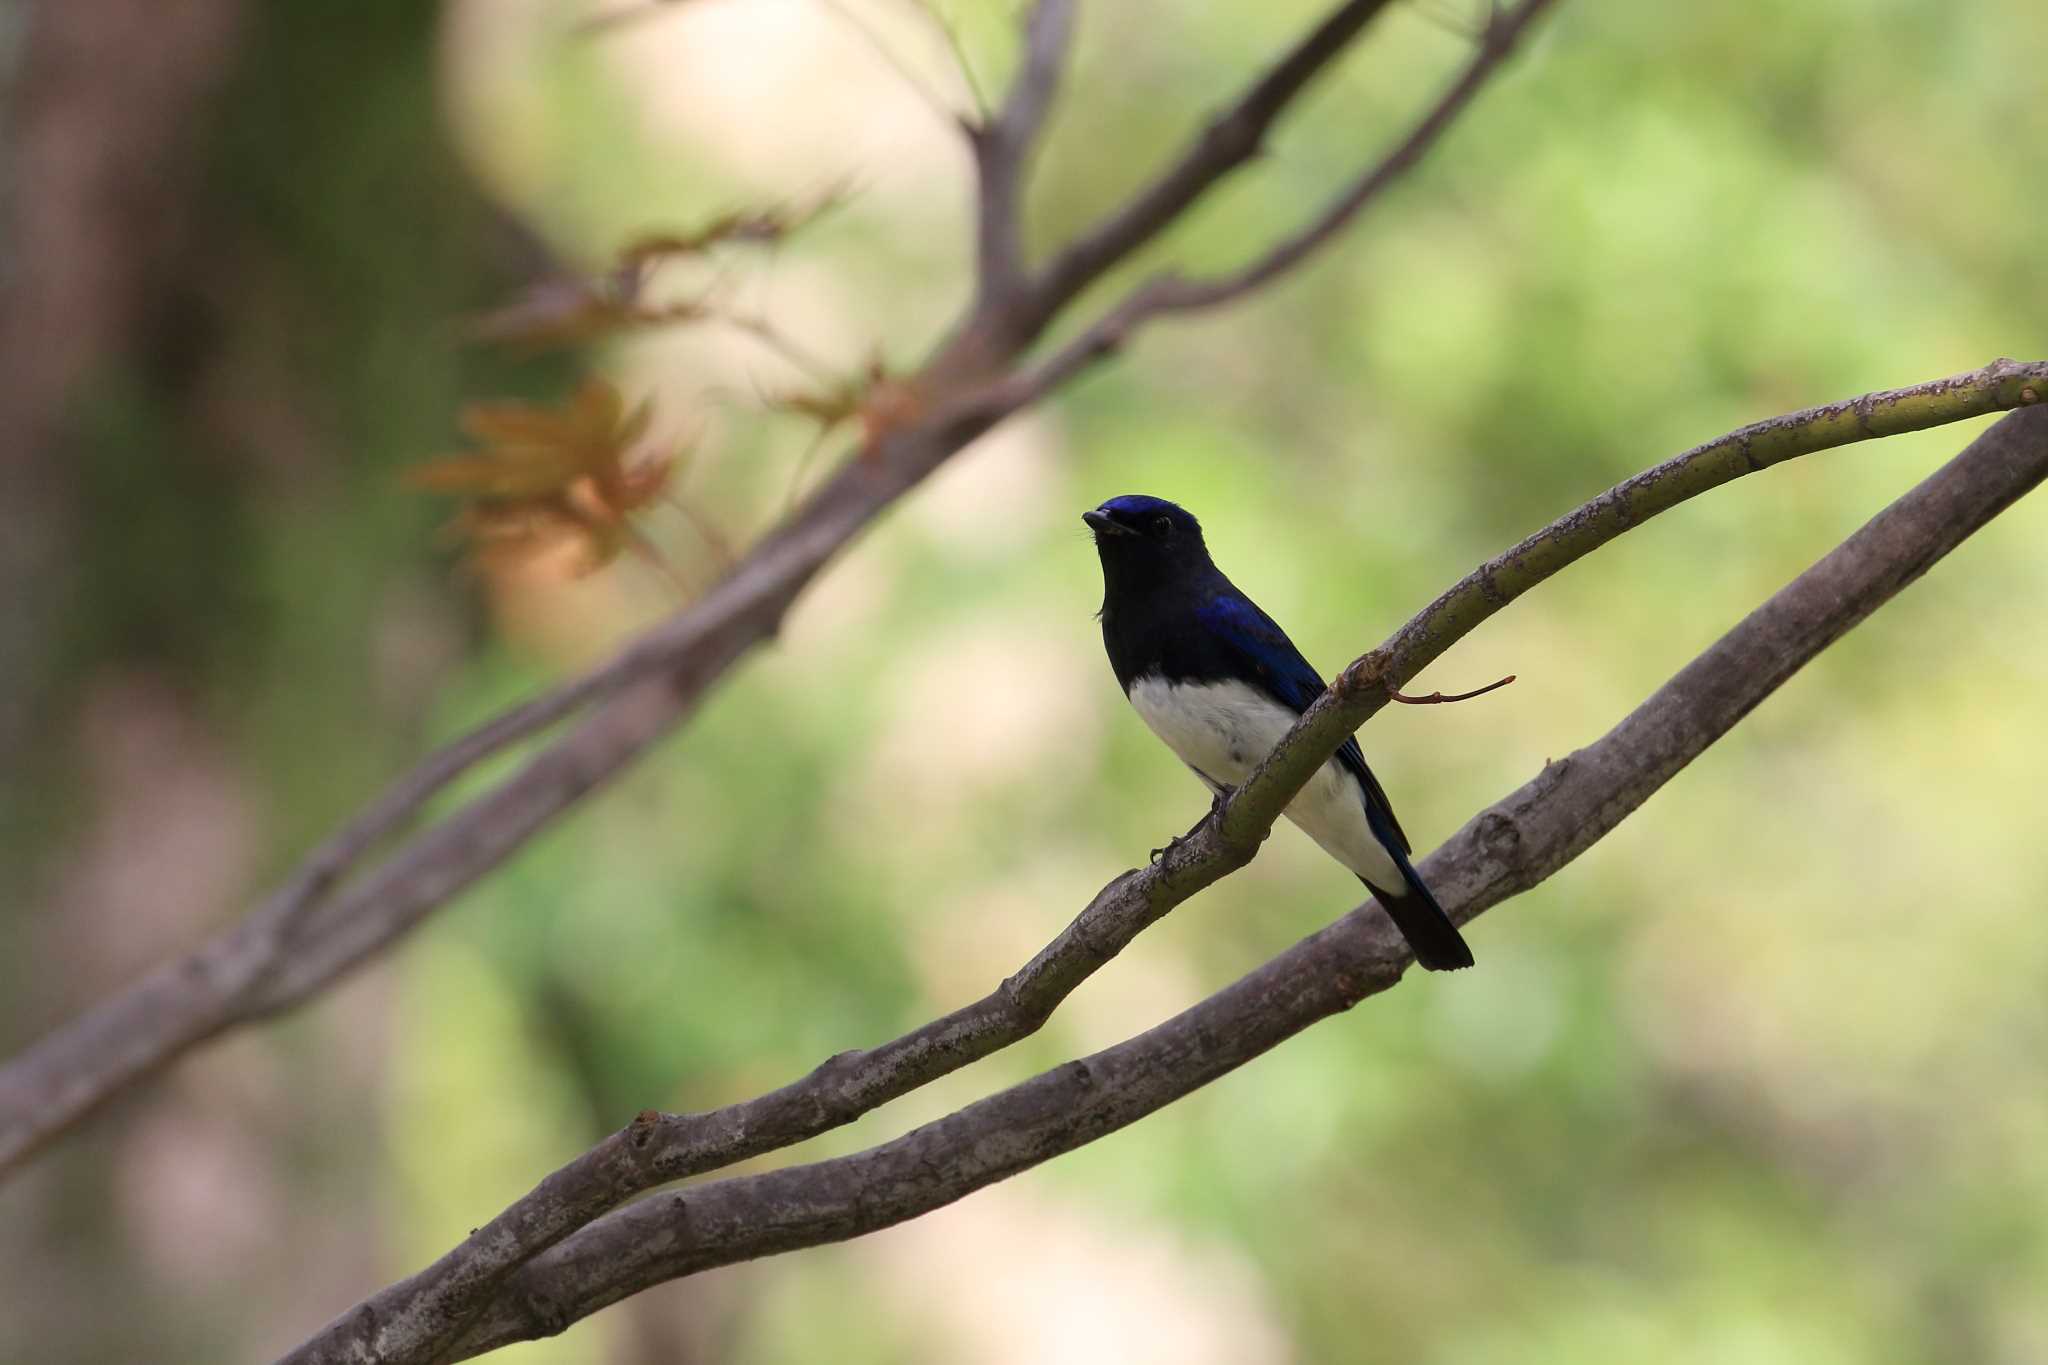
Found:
[1224,357,2048,843]
[1026,0,1401,329]
[1141,0,1556,311]
[434,401,2048,1361]
[282,369,2046,1363]
[1020,0,1559,396]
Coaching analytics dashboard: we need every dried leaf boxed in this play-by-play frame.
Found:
[469,189,846,353]
[465,268,712,352]
[409,377,681,578]
[765,356,923,462]
[620,186,848,266]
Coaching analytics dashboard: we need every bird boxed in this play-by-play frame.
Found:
[1083,493,1474,971]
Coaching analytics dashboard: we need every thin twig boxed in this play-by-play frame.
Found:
[1020,0,1559,397]
[618,519,697,599]
[817,0,962,128]
[901,0,990,117]
[780,424,835,517]
[716,311,843,386]
[1163,0,1557,308]
[1022,0,1404,332]
[1388,673,1515,704]
[661,490,738,569]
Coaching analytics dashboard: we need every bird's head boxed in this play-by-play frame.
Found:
[1082,494,1211,582]
[1083,494,1205,548]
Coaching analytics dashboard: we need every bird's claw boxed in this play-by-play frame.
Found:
[1150,787,1237,865]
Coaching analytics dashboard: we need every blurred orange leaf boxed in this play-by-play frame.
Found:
[465,268,711,352]
[620,186,848,265]
[765,356,924,462]
[409,378,680,578]
[468,190,847,352]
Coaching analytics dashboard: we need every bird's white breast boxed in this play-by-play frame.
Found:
[1125,676,1406,891]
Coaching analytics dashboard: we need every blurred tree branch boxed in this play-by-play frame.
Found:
[1002,0,1400,337]
[0,0,1556,1181]
[1018,0,1558,393]
[321,400,2048,1362]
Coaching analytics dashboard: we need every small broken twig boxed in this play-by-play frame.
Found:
[1388,673,1516,705]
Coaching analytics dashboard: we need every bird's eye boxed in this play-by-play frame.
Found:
[1152,515,1173,536]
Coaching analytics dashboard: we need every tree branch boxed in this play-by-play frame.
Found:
[1222,357,2048,846]
[281,366,2047,1363]
[1025,0,1401,330]
[428,402,2048,1361]
[968,0,1075,314]
[0,0,1556,1180]
[1021,0,1559,396]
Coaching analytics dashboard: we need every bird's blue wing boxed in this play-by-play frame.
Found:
[1194,593,1413,854]
[1193,594,1326,711]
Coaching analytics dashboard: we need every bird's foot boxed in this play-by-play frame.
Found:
[1148,787,1236,864]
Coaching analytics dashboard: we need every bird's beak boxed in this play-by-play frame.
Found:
[1082,509,1132,536]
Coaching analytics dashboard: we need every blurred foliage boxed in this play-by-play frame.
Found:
[8,0,2048,1362]
[409,378,677,579]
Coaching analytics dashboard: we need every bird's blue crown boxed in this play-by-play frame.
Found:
[1097,494,1198,529]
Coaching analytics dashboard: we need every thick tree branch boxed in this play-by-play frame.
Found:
[0,0,1555,1179]
[282,366,2047,1363]
[428,402,2048,1361]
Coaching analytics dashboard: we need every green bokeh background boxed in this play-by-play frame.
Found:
[4,1,2045,1361]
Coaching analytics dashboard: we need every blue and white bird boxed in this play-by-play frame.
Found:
[1084,494,1473,972]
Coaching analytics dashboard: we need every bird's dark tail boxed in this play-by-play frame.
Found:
[1364,848,1473,972]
